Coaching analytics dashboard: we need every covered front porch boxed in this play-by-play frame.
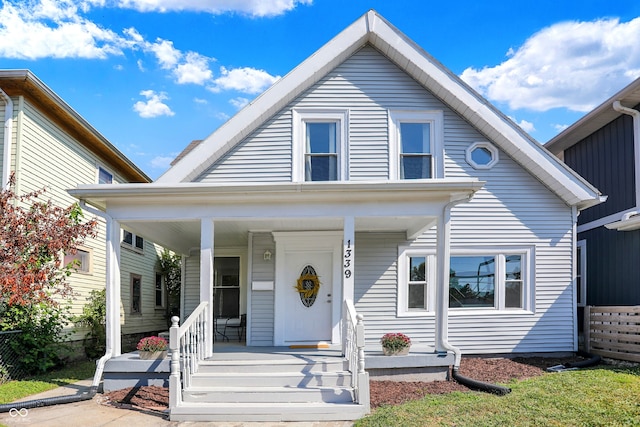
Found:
[70,179,482,421]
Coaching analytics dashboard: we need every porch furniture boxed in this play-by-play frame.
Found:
[214,317,229,342]
[223,314,246,341]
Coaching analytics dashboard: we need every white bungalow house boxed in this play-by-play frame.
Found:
[70,10,602,422]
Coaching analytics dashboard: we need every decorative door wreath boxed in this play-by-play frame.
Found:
[295,265,321,307]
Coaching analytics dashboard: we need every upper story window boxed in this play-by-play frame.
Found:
[306,122,337,181]
[122,230,144,252]
[466,141,499,170]
[292,110,348,182]
[389,111,443,180]
[97,166,113,184]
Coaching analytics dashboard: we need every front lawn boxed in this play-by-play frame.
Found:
[0,360,95,404]
[356,365,640,427]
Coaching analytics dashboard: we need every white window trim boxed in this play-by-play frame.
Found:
[389,110,444,180]
[577,240,587,307]
[96,164,114,184]
[292,109,349,182]
[397,246,535,317]
[466,141,499,170]
[397,246,436,317]
[449,247,535,314]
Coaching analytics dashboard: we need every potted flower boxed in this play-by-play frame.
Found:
[137,336,168,360]
[380,332,411,356]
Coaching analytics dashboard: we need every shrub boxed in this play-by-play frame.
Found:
[73,289,106,360]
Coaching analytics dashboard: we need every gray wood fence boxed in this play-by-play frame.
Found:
[584,305,640,363]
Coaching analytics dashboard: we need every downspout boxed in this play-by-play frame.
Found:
[1,88,13,188]
[436,196,511,395]
[435,197,467,369]
[0,200,114,412]
[612,101,640,211]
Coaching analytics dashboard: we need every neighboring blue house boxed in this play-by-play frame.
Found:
[546,77,640,312]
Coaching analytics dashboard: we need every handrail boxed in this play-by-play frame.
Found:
[169,302,209,409]
[343,299,369,410]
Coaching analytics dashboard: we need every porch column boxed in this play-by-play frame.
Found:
[106,217,122,356]
[343,216,355,302]
[200,218,214,357]
[434,204,452,353]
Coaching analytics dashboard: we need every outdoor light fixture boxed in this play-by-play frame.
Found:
[263,250,272,261]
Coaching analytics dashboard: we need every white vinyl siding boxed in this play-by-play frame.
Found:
[183,250,201,318]
[196,46,452,182]
[250,233,276,346]
[189,45,576,354]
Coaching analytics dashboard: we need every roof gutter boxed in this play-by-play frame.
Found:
[0,88,12,188]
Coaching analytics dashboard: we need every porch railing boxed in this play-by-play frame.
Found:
[343,299,369,409]
[169,301,209,409]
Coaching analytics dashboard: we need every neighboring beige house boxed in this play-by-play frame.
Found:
[0,70,168,347]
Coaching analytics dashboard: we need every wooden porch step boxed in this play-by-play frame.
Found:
[170,401,368,422]
[182,385,354,403]
[189,370,351,387]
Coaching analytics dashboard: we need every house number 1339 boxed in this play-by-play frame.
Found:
[344,239,353,279]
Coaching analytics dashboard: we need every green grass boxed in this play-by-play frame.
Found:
[357,365,640,427]
[0,360,95,404]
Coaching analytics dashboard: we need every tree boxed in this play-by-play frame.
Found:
[158,248,181,325]
[0,174,98,372]
[0,173,98,307]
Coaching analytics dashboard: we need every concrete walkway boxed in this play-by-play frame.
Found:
[0,380,355,427]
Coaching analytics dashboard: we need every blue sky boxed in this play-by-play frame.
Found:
[2,0,640,180]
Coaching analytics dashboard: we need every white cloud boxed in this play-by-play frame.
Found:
[461,17,640,112]
[511,117,535,133]
[174,52,213,84]
[194,97,208,104]
[0,0,134,59]
[229,97,250,109]
[210,66,279,94]
[113,0,313,17]
[148,38,181,69]
[132,90,175,118]
[554,123,569,132]
[150,155,174,169]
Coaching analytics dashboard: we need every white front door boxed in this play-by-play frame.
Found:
[282,250,333,343]
[273,231,342,346]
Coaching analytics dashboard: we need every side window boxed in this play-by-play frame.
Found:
[389,111,443,180]
[98,166,113,184]
[131,274,142,314]
[155,272,165,308]
[292,110,348,182]
[577,241,587,307]
[63,247,92,274]
[122,230,144,251]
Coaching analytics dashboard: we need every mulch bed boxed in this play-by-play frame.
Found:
[102,355,587,411]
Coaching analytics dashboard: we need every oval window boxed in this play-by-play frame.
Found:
[296,265,321,307]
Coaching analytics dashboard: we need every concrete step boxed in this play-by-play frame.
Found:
[183,385,354,404]
[170,401,369,422]
[189,370,351,387]
[197,357,348,374]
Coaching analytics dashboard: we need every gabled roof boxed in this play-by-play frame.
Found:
[546,77,640,153]
[158,10,602,210]
[0,69,150,183]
